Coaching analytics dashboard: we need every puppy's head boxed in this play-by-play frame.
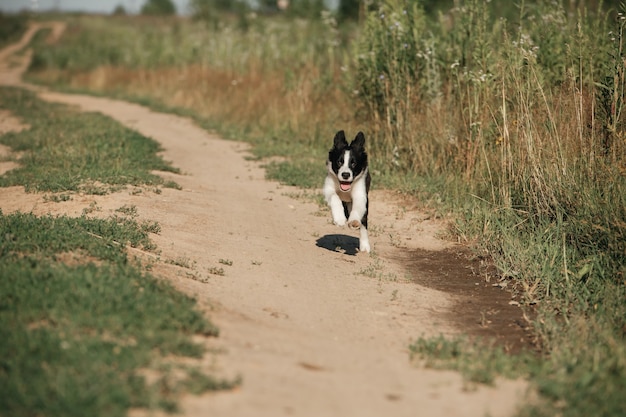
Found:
[327,130,368,192]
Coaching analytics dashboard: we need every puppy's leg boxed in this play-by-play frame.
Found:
[359,226,371,253]
[348,220,361,229]
[324,176,347,226]
[328,194,347,226]
[321,190,346,226]
[347,185,368,230]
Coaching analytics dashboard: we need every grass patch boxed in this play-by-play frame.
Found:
[0,86,179,193]
[264,159,322,189]
[0,211,234,417]
[410,335,538,386]
[0,13,28,50]
[0,211,156,259]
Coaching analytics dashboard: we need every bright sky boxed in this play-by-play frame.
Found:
[0,0,191,14]
[0,0,339,15]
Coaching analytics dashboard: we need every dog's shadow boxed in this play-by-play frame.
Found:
[316,234,360,256]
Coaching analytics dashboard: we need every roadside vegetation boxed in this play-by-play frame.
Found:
[0,86,235,416]
[2,0,624,415]
[0,88,180,193]
[0,12,28,49]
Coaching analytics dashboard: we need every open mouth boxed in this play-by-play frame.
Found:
[339,181,352,191]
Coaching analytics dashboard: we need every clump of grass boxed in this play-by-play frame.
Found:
[207,266,225,276]
[410,335,538,386]
[264,159,323,188]
[166,256,195,269]
[0,211,154,260]
[43,193,72,202]
[140,219,161,235]
[163,180,182,190]
[0,86,180,193]
[115,204,138,217]
[358,256,399,282]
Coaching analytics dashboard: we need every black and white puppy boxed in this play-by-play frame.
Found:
[323,130,371,253]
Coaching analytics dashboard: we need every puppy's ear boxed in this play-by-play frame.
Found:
[350,131,366,149]
[333,130,348,150]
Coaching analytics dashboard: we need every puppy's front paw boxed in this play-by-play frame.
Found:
[333,216,347,227]
[359,241,371,253]
[348,219,361,229]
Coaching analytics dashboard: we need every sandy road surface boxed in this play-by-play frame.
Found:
[0,23,528,417]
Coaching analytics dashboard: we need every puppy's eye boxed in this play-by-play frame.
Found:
[350,159,356,168]
[338,157,344,165]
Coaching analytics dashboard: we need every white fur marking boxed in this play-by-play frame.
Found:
[323,174,347,226]
[337,150,353,184]
[359,226,370,253]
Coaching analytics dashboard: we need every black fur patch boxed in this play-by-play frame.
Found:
[328,130,368,179]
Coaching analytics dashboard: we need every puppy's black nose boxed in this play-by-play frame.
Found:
[341,172,350,180]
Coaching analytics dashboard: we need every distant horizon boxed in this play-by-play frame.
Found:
[0,0,191,15]
[0,0,339,15]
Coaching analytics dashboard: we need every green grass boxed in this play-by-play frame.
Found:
[409,335,539,386]
[264,159,323,189]
[0,86,179,193]
[0,13,28,50]
[0,86,235,415]
[0,211,234,417]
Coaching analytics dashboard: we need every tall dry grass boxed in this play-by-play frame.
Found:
[29,14,355,155]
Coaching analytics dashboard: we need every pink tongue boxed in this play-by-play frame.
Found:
[340,182,351,191]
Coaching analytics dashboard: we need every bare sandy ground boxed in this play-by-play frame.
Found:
[0,23,529,417]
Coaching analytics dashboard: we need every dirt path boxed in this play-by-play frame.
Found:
[0,23,528,417]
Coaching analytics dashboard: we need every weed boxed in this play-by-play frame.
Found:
[186,271,210,283]
[410,335,538,386]
[43,193,72,202]
[358,256,398,282]
[140,220,161,234]
[167,257,195,269]
[163,180,182,190]
[387,232,403,248]
[82,201,100,215]
[115,204,138,218]
[183,369,242,395]
[207,266,225,276]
